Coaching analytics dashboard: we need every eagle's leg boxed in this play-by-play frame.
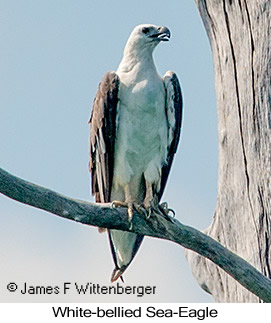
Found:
[111,185,134,221]
[144,181,154,219]
[111,185,146,229]
[124,184,148,223]
[143,181,175,221]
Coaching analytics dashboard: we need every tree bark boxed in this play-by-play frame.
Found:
[187,0,271,302]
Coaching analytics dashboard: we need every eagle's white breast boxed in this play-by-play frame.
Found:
[112,60,168,201]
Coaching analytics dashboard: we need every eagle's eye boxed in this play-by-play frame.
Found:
[142,27,149,34]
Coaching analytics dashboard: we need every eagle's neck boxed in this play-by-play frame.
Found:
[117,43,156,74]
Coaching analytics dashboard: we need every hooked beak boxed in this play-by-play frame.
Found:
[149,26,171,41]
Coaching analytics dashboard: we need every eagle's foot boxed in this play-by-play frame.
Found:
[111,200,133,229]
[145,205,154,219]
[158,202,175,222]
[145,198,175,223]
[133,204,148,217]
[111,200,146,230]
[111,200,128,209]
[144,196,159,219]
[159,202,175,217]
[127,203,149,229]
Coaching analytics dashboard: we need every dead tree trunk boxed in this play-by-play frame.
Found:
[187,0,271,302]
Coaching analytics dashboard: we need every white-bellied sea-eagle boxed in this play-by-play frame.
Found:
[89,24,183,282]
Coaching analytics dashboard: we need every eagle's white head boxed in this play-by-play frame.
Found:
[123,24,171,57]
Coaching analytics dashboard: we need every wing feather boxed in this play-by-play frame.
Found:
[89,71,119,203]
[157,71,183,200]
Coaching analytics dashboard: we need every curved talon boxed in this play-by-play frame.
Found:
[159,202,169,215]
[111,200,126,209]
[134,205,148,218]
[160,202,168,208]
[159,202,175,216]
[110,202,116,209]
[127,203,134,222]
[168,208,175,217]
[146,207,153,219]
[155,201,175,223]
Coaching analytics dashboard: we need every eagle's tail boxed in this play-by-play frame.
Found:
[108,230,144,282]
[111,268,125,283]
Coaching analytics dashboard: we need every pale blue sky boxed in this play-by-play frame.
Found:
[0,0,217,302]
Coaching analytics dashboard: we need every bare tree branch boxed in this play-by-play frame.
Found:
[1,166,271,302]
